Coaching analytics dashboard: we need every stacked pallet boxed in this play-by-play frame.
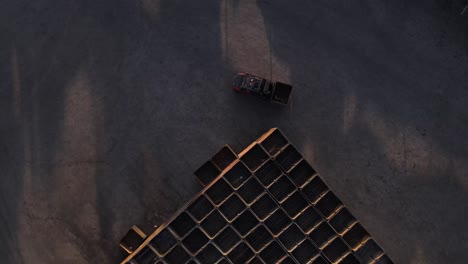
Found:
[121,128,392,264]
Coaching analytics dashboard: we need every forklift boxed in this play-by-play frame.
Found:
[232,72,293,105]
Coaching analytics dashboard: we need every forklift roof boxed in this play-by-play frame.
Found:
[242,74,264,92]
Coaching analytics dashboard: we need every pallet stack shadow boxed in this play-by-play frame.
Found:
[122,128,393,264]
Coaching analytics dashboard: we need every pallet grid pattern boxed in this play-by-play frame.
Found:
[123,128,393,264]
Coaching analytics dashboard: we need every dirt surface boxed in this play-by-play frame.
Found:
[1,0,468,263]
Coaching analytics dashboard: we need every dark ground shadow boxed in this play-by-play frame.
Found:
[1,1,91,262]
[0,0,229,263]
[256,0,468,263]
[1,0,468,263]
[0,35,25,264]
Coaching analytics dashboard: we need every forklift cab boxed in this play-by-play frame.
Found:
[232,73,267,95]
